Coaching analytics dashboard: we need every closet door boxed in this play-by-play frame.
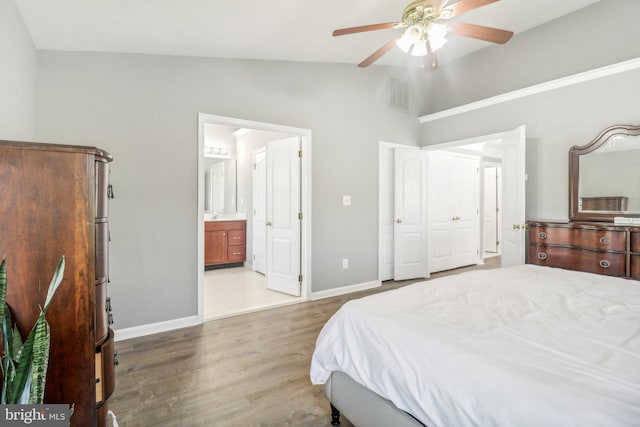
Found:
[393,148,428,280]
[428,152,480,273]
[500,126,527,267]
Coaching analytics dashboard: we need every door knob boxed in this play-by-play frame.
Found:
[396,219,402,224]
[512,224,521,230]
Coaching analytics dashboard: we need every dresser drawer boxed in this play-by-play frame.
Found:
[95,281,108,345]
[529,226,626,251]
[631,254,640,280]
[95,221,109,281]
[228,229,246,245]
[528,245,626,277]
[631,231,640,253]
[227,246,246,262]
[95,161,109,219]
[95,328,116,404]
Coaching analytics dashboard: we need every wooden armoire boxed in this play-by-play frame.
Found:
[0,140,116,426]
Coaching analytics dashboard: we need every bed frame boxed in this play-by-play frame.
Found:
[324,371,426,427]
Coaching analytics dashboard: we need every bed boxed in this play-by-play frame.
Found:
[310,264,640,427]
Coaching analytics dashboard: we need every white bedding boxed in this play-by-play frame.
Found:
[310,265,640,427]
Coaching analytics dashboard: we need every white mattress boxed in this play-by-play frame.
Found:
[310,265,640,427]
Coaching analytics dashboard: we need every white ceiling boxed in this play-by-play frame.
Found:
[16,0,599,68]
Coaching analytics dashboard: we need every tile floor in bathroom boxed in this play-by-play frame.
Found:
[204,265,302,320]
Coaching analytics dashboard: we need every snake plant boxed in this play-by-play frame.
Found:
[0,256,65,404]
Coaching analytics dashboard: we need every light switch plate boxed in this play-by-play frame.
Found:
[343,195,351,206]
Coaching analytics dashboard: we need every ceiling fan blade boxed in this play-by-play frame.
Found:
[449,22,513,44]
[446,0,499,18]
[430,0,452,13]
[424,41,439,71]
[333,22,399,37]
[358,37,401,68]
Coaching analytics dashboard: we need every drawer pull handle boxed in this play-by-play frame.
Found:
[599,259,611,269]
[108,313,114,325]
[232,252,242,255]
[232,236,241,239]
[599,236,611,246]
[114,351,119,367]
[537,252,547,260]
[106,297,111,311]
[537,232,547,240]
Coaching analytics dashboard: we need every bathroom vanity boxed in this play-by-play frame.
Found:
[204,219,246,268]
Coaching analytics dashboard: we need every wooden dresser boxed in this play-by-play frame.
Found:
[204,220,247,268]
[528,221,640,280]
[0,141,116,426]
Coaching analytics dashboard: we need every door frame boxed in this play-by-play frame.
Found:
[197,113,312,324]
[422,126,526,268]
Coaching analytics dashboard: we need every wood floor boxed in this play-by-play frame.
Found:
[109,258,500,426]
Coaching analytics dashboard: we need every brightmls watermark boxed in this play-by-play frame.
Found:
[0,405,72,426]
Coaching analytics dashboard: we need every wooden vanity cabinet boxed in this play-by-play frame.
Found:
[528,221,640,279]
[0,140,116,427]
[205,220,246,268]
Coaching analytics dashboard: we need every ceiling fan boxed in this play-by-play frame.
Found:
[333,0,513,70]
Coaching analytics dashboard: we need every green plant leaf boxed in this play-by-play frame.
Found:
[43,257,64,313]
[1,304,14,400]
[10,323,22,360]
[1,256,64,404]
[28,313,50,404]
[0,257,6,332]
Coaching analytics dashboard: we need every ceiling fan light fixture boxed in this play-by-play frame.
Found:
[427,23,448,51]
[396,25,422,53]
[410,41,428,57]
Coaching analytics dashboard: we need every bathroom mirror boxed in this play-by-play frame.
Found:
[204,157,237,214]
[569,124,640,222]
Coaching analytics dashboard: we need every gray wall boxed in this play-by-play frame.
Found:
[0,0,37,140]
[34,52,422,329]
[420,0,640,222]
[423,0,640,113]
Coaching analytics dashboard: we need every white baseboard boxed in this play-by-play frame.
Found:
[114,315,199,342]
[310,280,381,301]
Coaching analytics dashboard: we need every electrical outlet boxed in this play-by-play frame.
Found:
[343,195,351,206]
[342,258,349,269]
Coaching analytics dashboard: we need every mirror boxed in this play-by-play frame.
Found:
[569,124,640,222]
[204,158,237,214]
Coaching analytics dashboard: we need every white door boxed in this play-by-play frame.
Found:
[452,155,480,267]
[393,148,428,280]
[253,148,267,274]
[428,152,455,272]
[484,166,499,253]
[212,162,225,213]
[266,137,301,296]
[379,145,395,281]
[428,152,480,273]
[500,126,527,267]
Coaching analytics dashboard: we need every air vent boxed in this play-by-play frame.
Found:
[388,77,409,112]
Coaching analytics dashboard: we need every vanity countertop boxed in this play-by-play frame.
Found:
[204,213,247,222]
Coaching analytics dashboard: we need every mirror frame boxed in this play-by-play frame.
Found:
[569,124,640,222]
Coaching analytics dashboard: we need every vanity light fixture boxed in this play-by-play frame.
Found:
[204,145,231,159]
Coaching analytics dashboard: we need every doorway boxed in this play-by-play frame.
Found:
[197,114,312,322]
[378,126,526,281]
